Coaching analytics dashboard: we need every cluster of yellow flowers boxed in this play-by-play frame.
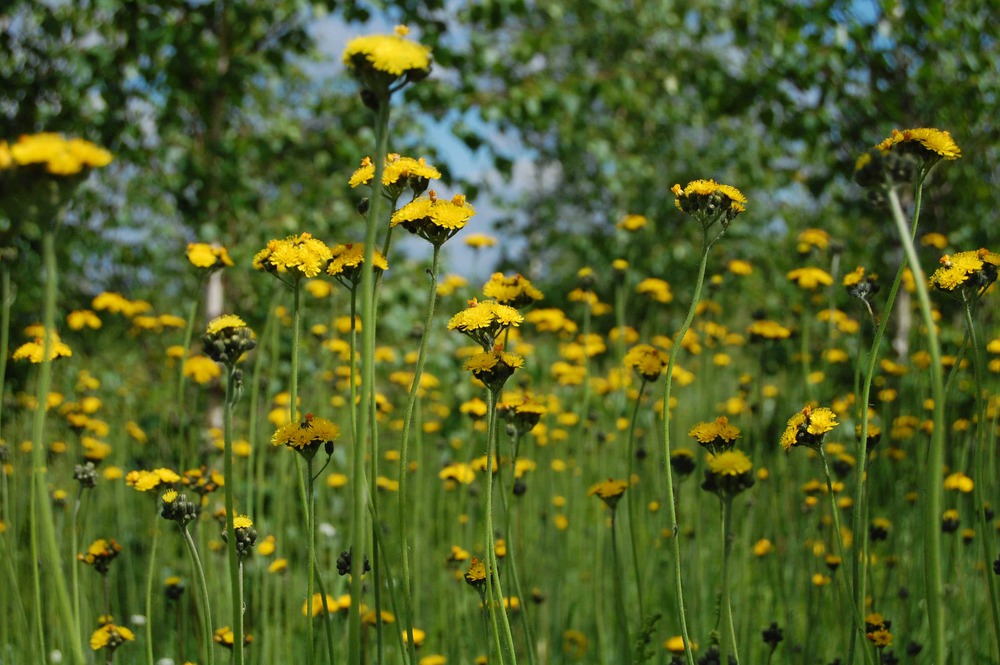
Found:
[0,133,112,176]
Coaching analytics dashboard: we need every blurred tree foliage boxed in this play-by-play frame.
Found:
[387,0,999,297]
[2,0,998,310]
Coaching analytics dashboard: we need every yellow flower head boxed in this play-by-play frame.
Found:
[702,450,755,496]
[781,405,839,452]
[928,248,999,293]
[876,127,961,161]
[186,243,233,270]
[89,621,134,651]
[349,153,441,193]
[205,314,248,336]
[587,478,628,509]
[464,346,524,391]
[342,25,432,87]
[747,319,792,341]
[12,328,73,363]
[482,272,544,308]
[623,343,668,382]
[253,232,333,280]
[7,133,113,176]
[787,267,834,290]
[326,243,388,285]
[688,416,741,454]
[671,179,747,226]
[391,191,475,245]
[271,414,340,459]
[448,298,523,350]
[636,277,673,303]
[617,214,647,231]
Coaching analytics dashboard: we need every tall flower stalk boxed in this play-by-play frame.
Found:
[661,179,746,665]
[341,25,432,663]
[855,128,961,665]
[202,314,256,665]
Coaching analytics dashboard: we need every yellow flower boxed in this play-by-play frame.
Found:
[727,259,753,275]
[482,272,544,308]
[617,214,647,231]
[439,463,476,485]
[781,406,839,452]
[326,243,388,285]
[587,478,628,509]
[706,450,752,476]
[797,228,830,252]
[928,248,1000,292]
[943,472,974,493]
[876,127,961,160]
[622,343,668,382]
[465,233,497,248]
[183,355,221,384]
[8,133,113,175]
[67,309,102,331]
[186,243,233,269]
[253,232,333,279]
[671,179,747,222]
[753,538,773,557]
[89,621,134,651]
[635,277,672,303]
[271,415,340,456]
[448,298,523,349]
[688,416,741,453]
[12,328,73,363]
[342,25,432,80]
[349,153,441,189]
[205,314,247,336]
[787,267,834,290]
[747,319,792,341]
[391,191,475,245]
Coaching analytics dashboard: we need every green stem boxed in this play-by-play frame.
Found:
[306,454,317,665]
[962,297,1000,658]
[848,178,923,665]
[30,230,85,665]
[351,88,390,665]
[719,496,739,665]
[290,278,302,422]
[610,510,632,663]
[625,380,646,622]
[181,526,215,665]
[71,488,83,653]
[144,503,161,665]
[661,226,714,665]
[223,368,244,665]
[0,263,10,444]
[499,431,536,665]
[485,389,515,664]
[396,244,441,665]
[820,449,875,665]
[887,186,946,664]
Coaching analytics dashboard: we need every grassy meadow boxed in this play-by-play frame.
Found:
[2,25,999,665]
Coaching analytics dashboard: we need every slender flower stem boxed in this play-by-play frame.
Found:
[351,88,390,665]
[71,488,83,652]
[223,368,244,665]
[662,226,715,665]
[0,263,10,445]
[305,454,317,664]
[144,503,161,665]
[396,244,442,665]
[290,278,302,423]
[819,450,875,665]
[485,389,517,663]
[499,431,536,665]
[887,185,946,664]
[625,380,647,623]
[961,296,1000,657]
[719,496,739,665]
[848,178,924,665]
[609,510,632,663]
[30,230,85,665]
[181,526,215,665]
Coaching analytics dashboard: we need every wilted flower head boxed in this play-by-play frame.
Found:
[781,405,839,452]
[391,191,475,245]
[671,179,746,229]
[928,249,999,295]
[342,25,432,97]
